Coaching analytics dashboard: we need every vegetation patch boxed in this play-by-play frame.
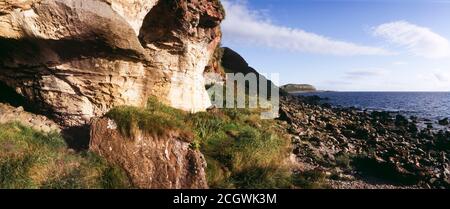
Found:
[187,108,292,188]
[0,122,131,189]
[105,96,292,189]
[105,97,191,139]
[1,94,294,189]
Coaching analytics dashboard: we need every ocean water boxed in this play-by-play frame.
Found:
[298,92,450,120]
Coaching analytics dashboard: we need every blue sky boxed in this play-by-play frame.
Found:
[221,0,450,91]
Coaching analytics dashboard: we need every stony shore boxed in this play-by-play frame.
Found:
[280,95,450,189]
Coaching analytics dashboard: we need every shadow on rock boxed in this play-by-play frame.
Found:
[62,125,91,151]
[0,81,39,113]
[352,157,420,186]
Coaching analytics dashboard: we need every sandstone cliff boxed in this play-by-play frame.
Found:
[0,0,224,127]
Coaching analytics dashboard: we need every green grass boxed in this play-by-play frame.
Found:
[0,95,300,189]
[105,97,191,139]
[187,108,292,189]
[0,122,131,189]
[105,96,292,189]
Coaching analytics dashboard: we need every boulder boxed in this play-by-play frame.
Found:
[439,118,449,126]
[395,114,409,127]
[89,118,208,189]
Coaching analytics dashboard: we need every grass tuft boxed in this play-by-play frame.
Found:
[105,97,190,139]
[0,122,132,189]
[187,107,292,188]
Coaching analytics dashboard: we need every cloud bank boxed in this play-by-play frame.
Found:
[373,21,450,59]
[221,0,391,56]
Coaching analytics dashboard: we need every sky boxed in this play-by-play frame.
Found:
[220,0,450,91]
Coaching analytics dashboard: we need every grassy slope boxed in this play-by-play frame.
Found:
[106,97,293,189]
[0,122,131,189]
[189,109,292,188]
[0,97,328,189]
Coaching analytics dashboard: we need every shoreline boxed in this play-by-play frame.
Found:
[280,95,450,189]
[296,93,450,131]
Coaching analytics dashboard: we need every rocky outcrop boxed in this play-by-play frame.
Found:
[0,102,60,133]
[281,84,317,93]
[90,118,208,189]
[0,0,224,127]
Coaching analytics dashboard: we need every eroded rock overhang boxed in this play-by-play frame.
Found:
[0,0,225,126]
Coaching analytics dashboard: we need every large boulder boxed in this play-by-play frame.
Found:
[89,118,208,189]
[0,0,224,127]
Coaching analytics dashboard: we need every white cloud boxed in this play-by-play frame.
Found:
[221,0,391,56]
[373,21,450,59]
[393,61,408,65]
[344,68,386,79]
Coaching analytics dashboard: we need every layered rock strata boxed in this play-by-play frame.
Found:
[0,0,224,126]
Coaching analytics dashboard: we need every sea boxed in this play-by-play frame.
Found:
[297,92,450,121]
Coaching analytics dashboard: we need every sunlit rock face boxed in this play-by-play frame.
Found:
[0,0,224,126]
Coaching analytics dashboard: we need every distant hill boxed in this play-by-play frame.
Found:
[280,84,317,93]
[207,47,288,96]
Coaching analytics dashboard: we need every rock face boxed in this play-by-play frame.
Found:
[90,118,208,189]
[0,0,224,127]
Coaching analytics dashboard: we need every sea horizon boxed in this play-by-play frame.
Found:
[298,91,450,121]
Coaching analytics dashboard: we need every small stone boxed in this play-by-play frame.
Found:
[292,136,301,143]
[107,119,117,130]
[429,178,437,184]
